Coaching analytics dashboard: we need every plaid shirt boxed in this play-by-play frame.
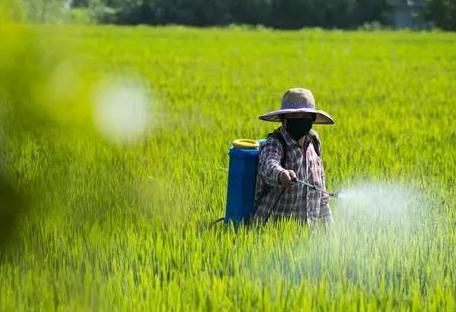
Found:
[252,127,333,225]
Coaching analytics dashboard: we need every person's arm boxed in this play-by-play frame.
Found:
[258,137,287,187]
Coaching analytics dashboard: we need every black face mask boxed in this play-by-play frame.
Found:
[285,118,313,140]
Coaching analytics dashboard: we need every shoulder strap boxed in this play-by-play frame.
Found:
[267,131,287,168]
[309,130,321,157]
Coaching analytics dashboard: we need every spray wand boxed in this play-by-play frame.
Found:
[291,177,339,198]
[262,177,338,224]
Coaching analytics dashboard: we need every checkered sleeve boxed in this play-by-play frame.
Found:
[258,137,286,187]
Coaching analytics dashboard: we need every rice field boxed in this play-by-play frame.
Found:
[0,23,455,310]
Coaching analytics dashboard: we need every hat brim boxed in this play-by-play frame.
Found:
[259,108,335,124]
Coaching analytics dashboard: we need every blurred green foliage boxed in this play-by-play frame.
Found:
[3,0,93,24]
[9,0,68,23]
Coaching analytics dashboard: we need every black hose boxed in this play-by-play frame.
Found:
[263,186,288,224]
[209,217,225,228]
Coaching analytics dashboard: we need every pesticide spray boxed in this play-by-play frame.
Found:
[335,182,416,224]
[242,180,447,293]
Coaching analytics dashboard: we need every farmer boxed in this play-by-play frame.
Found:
[252,88,334,226]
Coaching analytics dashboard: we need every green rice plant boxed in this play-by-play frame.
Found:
[0,23,455,311]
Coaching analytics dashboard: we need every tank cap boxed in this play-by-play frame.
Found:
[232,139,259,149]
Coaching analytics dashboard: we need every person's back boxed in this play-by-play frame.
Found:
[251,88,334,226]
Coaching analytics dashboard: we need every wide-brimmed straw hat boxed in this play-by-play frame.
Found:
[259,88,334,124]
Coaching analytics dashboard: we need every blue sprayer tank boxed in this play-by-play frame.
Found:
[224,139,265,224]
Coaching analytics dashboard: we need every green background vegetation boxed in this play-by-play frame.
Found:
[0,20,455,310]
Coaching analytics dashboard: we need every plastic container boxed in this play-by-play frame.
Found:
[224,141,260,224]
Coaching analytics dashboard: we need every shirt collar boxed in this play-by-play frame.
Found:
[279,126,312,148]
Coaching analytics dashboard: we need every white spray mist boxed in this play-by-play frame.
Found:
[244,180,444,293]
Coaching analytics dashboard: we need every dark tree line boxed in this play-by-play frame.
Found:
[78,0,391,29]
[425,0,456,30]
[71,0,456,30]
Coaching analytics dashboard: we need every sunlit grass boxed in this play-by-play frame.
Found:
[0,24,455,310]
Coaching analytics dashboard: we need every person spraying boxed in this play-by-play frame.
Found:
[251,88,335,226]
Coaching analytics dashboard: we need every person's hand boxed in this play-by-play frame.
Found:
[279,170,297,187]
